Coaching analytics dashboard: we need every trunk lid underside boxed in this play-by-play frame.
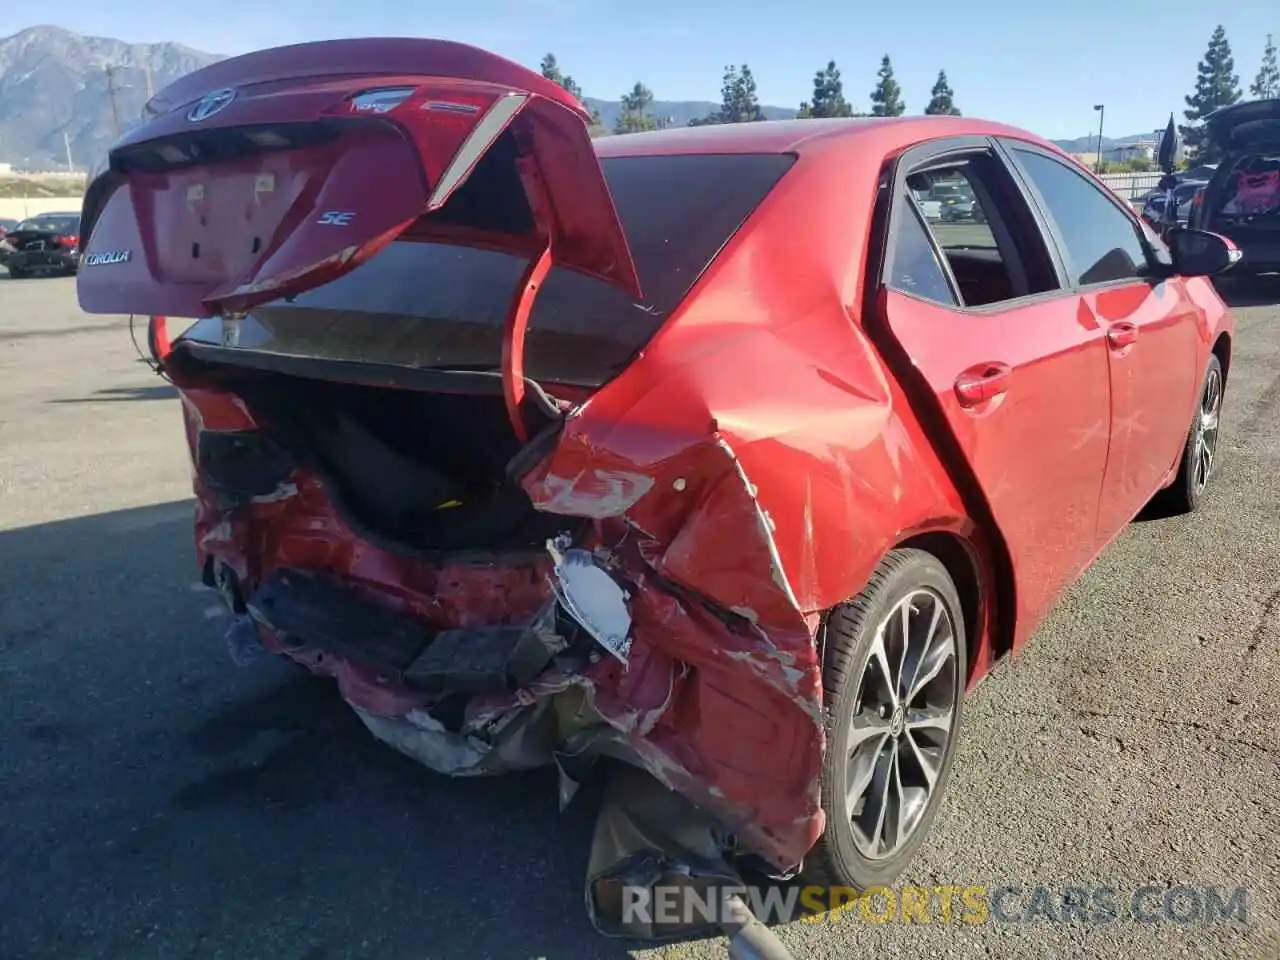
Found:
[76,37,641,320]
[1206,97,1280,153]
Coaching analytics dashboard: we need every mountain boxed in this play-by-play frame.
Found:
[1050,132,1158,153]
[1,25,1159,170]
[0,25,222,170]
[0,25,796,169]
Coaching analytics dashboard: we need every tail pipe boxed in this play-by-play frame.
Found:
[719,891,797,960]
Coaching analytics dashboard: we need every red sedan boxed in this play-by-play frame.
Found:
[75,38,1237,926]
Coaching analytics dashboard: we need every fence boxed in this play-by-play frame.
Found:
[0,197,84,220]
[1097,172,1163,200]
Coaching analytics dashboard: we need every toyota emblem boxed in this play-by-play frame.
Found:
[186,88,237,122]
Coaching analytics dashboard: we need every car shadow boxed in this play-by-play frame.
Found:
[0,501,649,960]
[1131,497,1182,523]
[1216,273,1280,308]
[49,384,179,404]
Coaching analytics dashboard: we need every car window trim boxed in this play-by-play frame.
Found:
[876,136,1072,315]
[887,189,965,307]
[995,138,1161,295]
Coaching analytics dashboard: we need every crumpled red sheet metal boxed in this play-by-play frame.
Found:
[179,382,827,874]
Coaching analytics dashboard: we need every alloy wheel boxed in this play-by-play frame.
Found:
[1193,365,1223,495]
[844,588,959,860]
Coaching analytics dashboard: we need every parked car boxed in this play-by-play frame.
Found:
[912,188,944,220]
[938,193,987,222]
[1192,98,1280,279]
[2,212,81,278]
[0,218,18,268]
[1141,179,1209,229]
[74,38,1239,921]
[1183,163,1219,182]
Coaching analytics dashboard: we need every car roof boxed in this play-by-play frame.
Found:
[593,115,1062,159]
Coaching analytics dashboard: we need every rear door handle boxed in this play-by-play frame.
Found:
[954,362,1013,408]
[1107,321,1139,349]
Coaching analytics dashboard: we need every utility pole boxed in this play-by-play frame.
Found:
[105,64,122,137]
[1093,103,1106,174]
[63,130,74,172]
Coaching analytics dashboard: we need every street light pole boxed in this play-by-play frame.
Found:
[1093,104,1105,173]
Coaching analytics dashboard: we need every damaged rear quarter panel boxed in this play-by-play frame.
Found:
[171,142,997,875]
[520,145,992,869]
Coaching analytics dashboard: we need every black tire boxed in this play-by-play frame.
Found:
[1152,353,1224,515]
[7,266,27,279]
[806,548,967,889]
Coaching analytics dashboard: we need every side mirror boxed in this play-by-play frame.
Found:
[1166,228,1243,277]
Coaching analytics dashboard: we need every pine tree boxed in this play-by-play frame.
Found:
[719,64,764,123]
[691,64,765,125]
[800,61,856,117]
[736,65,766,122]
[870,55,905,117]
[615,83,658,134]
[923,70,960,116]
[1251,34,1279,99]
[540,53,601,125]
[1181,25,1242,162]
[539,54,580,99]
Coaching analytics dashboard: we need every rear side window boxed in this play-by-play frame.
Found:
[252,154,795,387]
[1012,148,1151,287]
[887,193,959,307]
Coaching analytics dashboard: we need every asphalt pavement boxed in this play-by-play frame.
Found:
[0,273,1278,960]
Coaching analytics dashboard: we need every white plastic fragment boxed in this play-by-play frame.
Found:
[547,540,633,666]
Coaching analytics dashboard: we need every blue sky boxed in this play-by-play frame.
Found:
[8,1,1279,138]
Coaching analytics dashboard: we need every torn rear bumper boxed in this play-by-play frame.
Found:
[184,384,826,924]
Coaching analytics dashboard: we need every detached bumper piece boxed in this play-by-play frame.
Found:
[246,568,567,694]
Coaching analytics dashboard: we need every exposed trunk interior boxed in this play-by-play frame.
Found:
[192,364,573,553]
[1211,154,1280,227]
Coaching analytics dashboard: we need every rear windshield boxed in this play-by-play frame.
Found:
[1215,155,1280,219]
[247,153,795,387]
[16,215,79,233]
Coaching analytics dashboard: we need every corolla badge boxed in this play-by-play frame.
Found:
[186,88,236,122]
[82,249,132,267]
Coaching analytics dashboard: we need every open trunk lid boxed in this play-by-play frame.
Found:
[76,38,641,319]
[1205,98,1280,153]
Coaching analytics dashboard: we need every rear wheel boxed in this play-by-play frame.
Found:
[807,549,967,889]
[6,265,27,279]
[1153,353,1223,515]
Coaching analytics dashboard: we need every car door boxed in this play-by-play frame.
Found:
[999,142,1205,541]
[873,138,1112,647]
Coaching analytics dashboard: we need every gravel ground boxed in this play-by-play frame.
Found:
[0,273,1277,960]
